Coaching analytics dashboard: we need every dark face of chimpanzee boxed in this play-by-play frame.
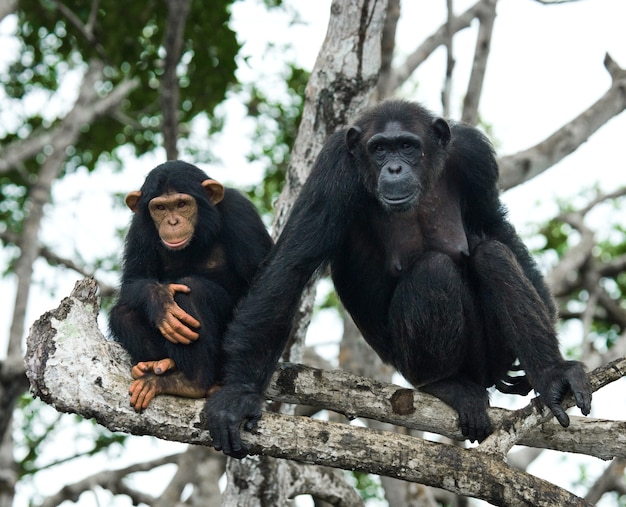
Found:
[366,121,424,210]
[346,103,451,212]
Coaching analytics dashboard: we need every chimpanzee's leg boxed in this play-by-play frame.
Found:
[109,301,168,364]
[387,251,492,442]
[469,239,557,374]
[469,239,591,426]
[388,251,466,380]
[114,277,233,411]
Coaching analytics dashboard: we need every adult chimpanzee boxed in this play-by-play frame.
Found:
[109,161,272,411]
[205,100,592,457]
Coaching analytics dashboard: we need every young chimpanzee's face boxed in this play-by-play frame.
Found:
[147,192,199,250]
[125,178,224,251]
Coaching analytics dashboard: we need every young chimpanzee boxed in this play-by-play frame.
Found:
[205,100,592,457]
[109,161,272,411]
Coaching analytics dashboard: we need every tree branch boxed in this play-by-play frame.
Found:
[386,1,485,93]
[24,279,626,506]
[160,0,191,160]
[376,0,401,100]
[461,0,496,125]
[498,54,626,190]
[37,453,184,507]
[0,64,140,174]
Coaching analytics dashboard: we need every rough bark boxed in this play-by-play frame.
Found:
[222,1,389,504]
[24,278,626,506]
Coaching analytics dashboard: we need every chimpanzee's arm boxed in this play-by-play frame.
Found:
[450,124,591,420]
[449,124,555,315]
[205,131,363,457]
[218,189,273,284]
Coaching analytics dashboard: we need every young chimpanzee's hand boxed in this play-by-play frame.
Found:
[158,283,201,344]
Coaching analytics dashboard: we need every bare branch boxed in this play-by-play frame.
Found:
[546,186,626,297]
[0,66,140,174]
[51,0,108,60]
[386,1,484,93]
[269,363,626,461]
[461,0,496,125]
[0,231,116,298]
[37,453,184,507]
[160,0,191,160]
[498,54,626,190]
[441,0,455,117]
[376,0,401,100]
[585,458,626,504]
[286,463,364,507]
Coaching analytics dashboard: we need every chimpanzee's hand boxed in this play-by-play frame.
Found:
[534,360,592,427]
[205,384,262,458]
[158,283,201,344]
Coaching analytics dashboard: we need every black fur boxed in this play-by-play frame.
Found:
[109,161,272,389]
[205,100,591,457]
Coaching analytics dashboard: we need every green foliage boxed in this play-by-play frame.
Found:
[348,472,385,502]
[539,218,573,257]
[535,193,626,354]
[7,0,239,164]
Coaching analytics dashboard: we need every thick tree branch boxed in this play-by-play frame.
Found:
[269,0,389,417]
[24,279,626,506]
[272,0,388,232]
[268,362,626,461]
[219,2,390,503]
[498,54,626,190]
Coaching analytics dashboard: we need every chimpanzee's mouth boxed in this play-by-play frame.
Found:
[380,191,418,211]
[162,238,191,250]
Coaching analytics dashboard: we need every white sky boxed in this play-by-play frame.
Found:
[2,0,626,505]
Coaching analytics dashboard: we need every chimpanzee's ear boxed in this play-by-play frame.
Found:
[202,179,225,205]
[125,191,142,213]
[346,126,363,154]
[432,118,451,147]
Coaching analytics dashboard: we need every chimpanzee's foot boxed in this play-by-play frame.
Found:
[131,358,177,379]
